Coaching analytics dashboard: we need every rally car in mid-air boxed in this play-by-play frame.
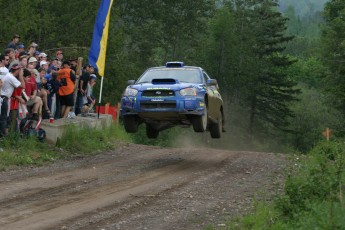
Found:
[120,61,225,139]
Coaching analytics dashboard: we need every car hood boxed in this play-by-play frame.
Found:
[129,82,198,91]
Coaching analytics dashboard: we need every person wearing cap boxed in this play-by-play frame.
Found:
[47,59,58,74]
[7,34,20,50]
[39,52,47,59]
[34,51,40,67]
[0,63,25,136]
[56,50,63,62]
[27,57,40,85]
[39,52,48,64]
[27,42,38,57]
[18,51,28,58]
[75,63,94,115]
[40,60,49,71]
[57,60,76,118]
[82,74,97,114]
[15,44,25,59]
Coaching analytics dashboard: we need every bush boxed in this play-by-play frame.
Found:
[277,140,344,217]
[227,139,345,229]
[56,123,130,155]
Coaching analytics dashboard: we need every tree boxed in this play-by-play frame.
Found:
[321,0,345,114]
[207,0,298,138]
[246,0,299,134]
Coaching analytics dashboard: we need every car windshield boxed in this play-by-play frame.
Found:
[137,68,202,84]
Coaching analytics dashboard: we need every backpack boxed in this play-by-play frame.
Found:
[28,128,46,142]
[20,117,46,142]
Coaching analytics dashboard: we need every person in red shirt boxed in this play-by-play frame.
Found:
[9,85,25,132]
[24,68,42,120]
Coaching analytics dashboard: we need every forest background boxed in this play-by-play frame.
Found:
[0,0,342,153]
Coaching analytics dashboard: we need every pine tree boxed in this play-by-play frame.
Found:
[246,0,299,133]
[321,0,345,113]
[208,0,299,136]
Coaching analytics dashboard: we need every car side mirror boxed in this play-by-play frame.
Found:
[207,79,218,86]
[127,80,135,85]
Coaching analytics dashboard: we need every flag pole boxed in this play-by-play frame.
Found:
[88,0,114,119]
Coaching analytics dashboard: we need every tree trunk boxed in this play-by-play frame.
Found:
[249,95,257,135]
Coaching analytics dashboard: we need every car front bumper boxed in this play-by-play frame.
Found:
[120,96,206,118]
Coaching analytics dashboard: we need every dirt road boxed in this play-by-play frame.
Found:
[0,144,287,230]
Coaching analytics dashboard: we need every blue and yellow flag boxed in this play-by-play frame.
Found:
[88,0,114,77]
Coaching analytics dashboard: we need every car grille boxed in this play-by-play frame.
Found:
[140,100,176,109]
[142,90,175,97]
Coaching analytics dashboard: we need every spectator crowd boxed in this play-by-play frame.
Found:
[0,34,97,137]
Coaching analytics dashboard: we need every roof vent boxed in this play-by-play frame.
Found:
[165,61,184,68]
[152,78,178,84]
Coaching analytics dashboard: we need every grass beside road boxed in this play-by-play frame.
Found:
[0,124,130,171]
[206,139,345,230]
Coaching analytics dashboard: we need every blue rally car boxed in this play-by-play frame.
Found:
[120,62,225,139]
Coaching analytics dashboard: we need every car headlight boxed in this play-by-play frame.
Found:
[180,87,197,96]
[124,88,138,97]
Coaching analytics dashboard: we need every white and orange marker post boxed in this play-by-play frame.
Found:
[322,128,333,141]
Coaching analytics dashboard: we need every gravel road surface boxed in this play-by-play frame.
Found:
[0,144,286,230]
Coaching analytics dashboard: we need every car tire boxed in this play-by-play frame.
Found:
[146,124,159,139]
[123,115,139,133]
[210,111,222,138]
[192,108,208,132]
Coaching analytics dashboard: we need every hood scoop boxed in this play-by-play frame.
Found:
[151,78,178,85]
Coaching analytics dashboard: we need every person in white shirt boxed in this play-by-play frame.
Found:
[0,63,25,137]
[0,54,9,78]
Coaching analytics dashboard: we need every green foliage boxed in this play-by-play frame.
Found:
[287,57,328,88]
[0,124,130,170]
[218,139,345,229]
[292,201,345,229]
[0,132,58,169]
[285,85,343,152]
[282,2,325,58]
[56,123,130,154]
[275,140,345,226]
[0,0,99,55]
[236,201,283,230]
[205,1,299,141]
[321,0,345,114]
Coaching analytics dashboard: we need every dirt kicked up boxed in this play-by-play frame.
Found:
[0,144,286,230]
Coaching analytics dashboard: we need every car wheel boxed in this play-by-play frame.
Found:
[210,111,222,138]
[123,115,139,133]
[146,124,159,139]
[192,108,208,132]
